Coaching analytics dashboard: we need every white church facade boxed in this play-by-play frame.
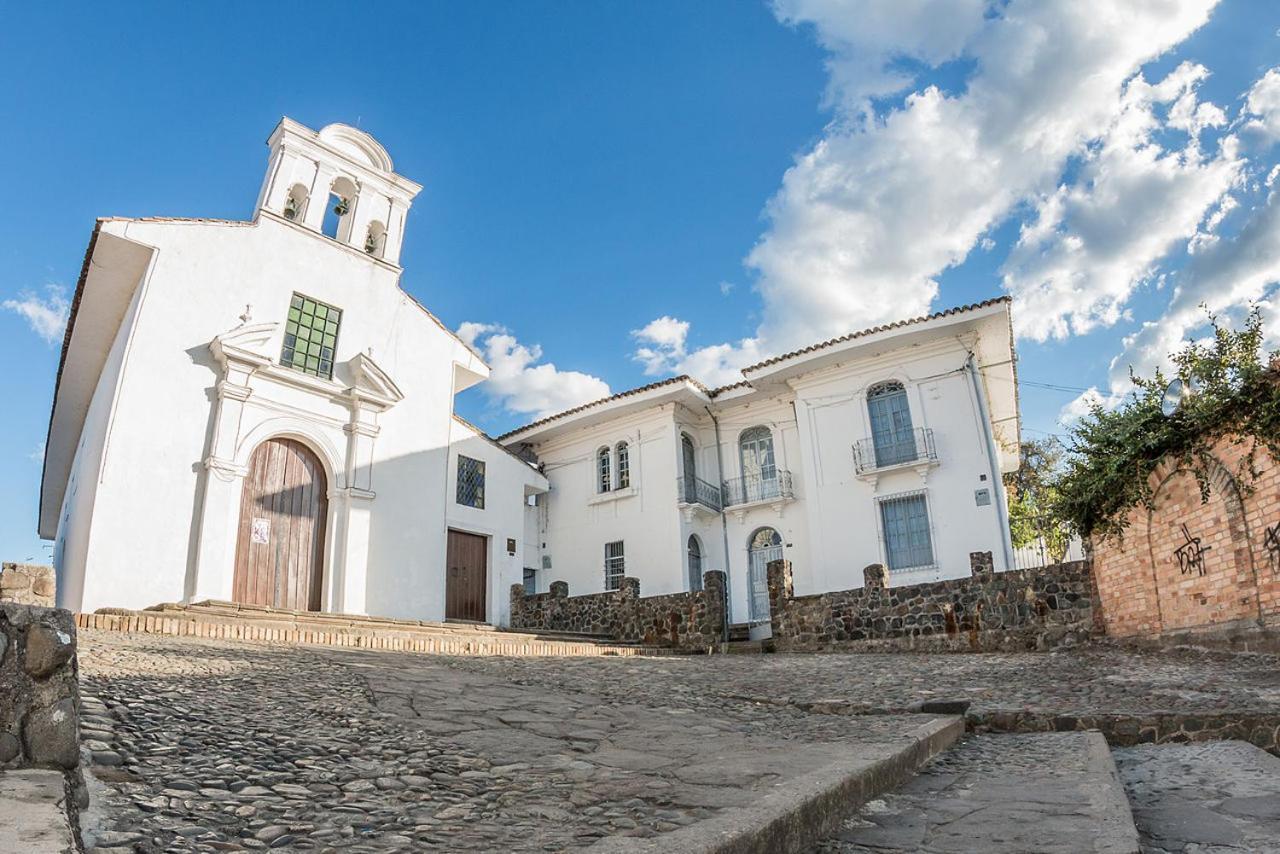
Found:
[39,118,1020,629]
[41,119,547,625]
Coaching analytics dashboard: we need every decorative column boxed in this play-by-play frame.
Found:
[191,321,277,602]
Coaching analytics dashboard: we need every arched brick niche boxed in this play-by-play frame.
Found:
[1092,436,1279,641]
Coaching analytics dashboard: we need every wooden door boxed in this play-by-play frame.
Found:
[232,438,327,611]
[446,529,488,622]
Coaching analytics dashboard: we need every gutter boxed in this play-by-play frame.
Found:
[706,405,732,644]
[965,353,1016,571]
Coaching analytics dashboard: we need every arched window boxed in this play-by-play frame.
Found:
[322,176,358,241]
[738,425,777,502]
[746,527,783,622]
[616,441,630,489]
[687,535,703,591]
[364,220,386,257]
[597,446,611,493]
[284,183,309,222]
[680,433,697,503]
[867,381,915,467]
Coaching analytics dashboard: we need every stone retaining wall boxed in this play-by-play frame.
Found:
[767,555,1098,652]
[0,563,56,608]
[0,603,83,790]
[510,571,727,652]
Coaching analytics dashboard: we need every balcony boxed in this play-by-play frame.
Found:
[722,471,795,509]
[853,428,939,486]
[677,476,722,516]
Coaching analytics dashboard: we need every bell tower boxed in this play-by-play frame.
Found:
[255,119,422,266]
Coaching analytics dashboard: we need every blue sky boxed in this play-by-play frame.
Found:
[2,1,1279,564]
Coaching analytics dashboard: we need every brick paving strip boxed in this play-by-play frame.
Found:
[77,632,957,852]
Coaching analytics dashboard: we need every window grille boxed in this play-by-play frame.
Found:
[604,541,625,591]
[281,293,341,379]
[597,447,611,493]
[616,442,630,489]
[687,535,703,591]
[879,491,934,571]
[456,455,486,509]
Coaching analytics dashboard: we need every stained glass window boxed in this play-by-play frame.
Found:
[281,293,341,379]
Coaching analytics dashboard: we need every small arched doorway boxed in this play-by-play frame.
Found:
[747,527,783,623]
[687,535,703,591]
[233,437,328,611]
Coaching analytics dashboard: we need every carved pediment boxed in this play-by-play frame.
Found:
[210,321,280,370]
[346,351,404,409]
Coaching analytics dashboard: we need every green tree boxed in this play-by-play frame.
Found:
[1053,307,1280,542]
[1005,438,1072,563]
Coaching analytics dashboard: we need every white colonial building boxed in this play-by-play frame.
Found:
[39,118,1020,632]
[500,300,1020,630]
[41,119,546,624]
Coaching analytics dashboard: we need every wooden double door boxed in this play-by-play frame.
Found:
[446,529,488,622]
[232,438,327,611]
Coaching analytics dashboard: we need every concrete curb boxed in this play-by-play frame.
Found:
[587,715,964,854]
[1082,731,1143,854]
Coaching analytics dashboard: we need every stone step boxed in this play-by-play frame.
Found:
[0,769,77,854]
[1113,740,1280,852]
[76,602,673,658]
[814,731,1141,853]
[727,622,752,642]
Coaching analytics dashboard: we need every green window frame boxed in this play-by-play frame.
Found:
[281,293,342,379]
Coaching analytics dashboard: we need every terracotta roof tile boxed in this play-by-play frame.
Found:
[740,297,1011,374]
[496,375,707,441]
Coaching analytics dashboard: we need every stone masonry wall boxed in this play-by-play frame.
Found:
[1091,435,1280,649]
[767,556,1097,652]
[1,603,82,787]
[511,571,727,652]
[0,563,56,608]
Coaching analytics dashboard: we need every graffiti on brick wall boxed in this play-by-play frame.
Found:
[1173,523,1211,577]
[1265,521,1280,570]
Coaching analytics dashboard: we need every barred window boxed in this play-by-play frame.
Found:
[597,446,611,493]
[456,455,486,509]
[616,441,630,489]
[879,491,933,570]
[604,541,625,591]
[281,293,341,379]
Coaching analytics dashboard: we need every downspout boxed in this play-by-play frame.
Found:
[966,353,1016,571]
[706,405,732,643]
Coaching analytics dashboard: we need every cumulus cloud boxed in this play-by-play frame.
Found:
[3,284,70,346]
[458,322,611,419]
[1004,62,1243,342]
[634,0,1223,386]
[1243,67,1280,145]
[631,315,762,387]
[632,316,690,375]
[1096,182,1280,399]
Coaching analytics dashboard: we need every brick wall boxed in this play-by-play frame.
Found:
[1091,436,1280,647]
[0,563,56,608]
[510,572,727,653]
[766,556,1097,652]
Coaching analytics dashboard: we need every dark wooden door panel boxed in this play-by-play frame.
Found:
[446,529,487,622]
[233,438,327,611]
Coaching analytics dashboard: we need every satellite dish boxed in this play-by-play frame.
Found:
[1186,373,1204,394]
[1161,378,1186,416]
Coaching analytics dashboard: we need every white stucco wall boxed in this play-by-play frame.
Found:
[56,214,485,618]
[445,418,547,626]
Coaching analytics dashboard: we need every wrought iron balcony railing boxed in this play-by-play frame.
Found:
[853,427,937,475]
[677,476,722,512]
[722,471,795,508]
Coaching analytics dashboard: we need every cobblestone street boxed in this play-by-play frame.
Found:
[75,630,1280,852]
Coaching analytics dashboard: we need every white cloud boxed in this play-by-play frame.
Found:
[28,440,45,463]
[458,322,611,420]
[718,281,734,296]
[1003,62,1243,342]
[1058,387,1105,426]
[3,284,70,346]
[632,316,690,375]
[1243,67,1280,145]
[634,0,1222,387]
[1098,181,1280,397]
